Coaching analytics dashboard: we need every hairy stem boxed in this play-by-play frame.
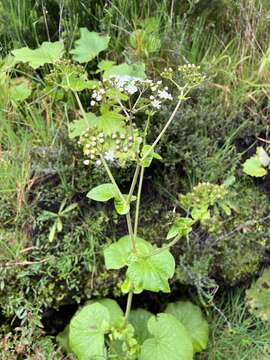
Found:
[134,166,144,238]
[124,290,133,323]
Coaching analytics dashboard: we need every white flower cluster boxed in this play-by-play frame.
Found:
[90,88,106,106]
[149,84,173,109]
[108,75,140,95]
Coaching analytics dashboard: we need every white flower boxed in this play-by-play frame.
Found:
[104,150,115,163]
[96,95,102,101]
[151,100,161,109]
[90,100,96,106]
[158,90,173,100]
[95,159,102,167]
[83,160,90,165]
[125,83,138,95]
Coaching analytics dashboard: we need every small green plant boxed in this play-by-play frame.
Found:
[243,146,270,177]
[6,27,208,359]
[39,199,78,242]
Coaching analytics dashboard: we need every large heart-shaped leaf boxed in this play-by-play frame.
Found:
[69,303,109,360]
[12,41,64,69]
[165,301,209,353]
[139,313,193,360]
[104,235,148,270]
[129,309,153,344]
[70,28,110,63]
[87,298,124,328]
[104,235,175,293]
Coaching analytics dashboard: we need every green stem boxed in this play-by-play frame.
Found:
[126,212,136,252]
[148,235,181,257]
[127,164,140,202]
[124,290,133,324]
[141,99,182,162]
[100,155,126,204]
[134,166,144,238]
[73,91,86,118]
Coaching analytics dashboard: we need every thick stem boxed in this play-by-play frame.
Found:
[126,212,136,252]
[124,290,133,323]
[134,167,144,238]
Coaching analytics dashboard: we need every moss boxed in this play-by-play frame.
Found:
[175,180,270,287]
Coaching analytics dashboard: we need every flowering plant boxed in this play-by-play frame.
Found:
[8,28,208,359]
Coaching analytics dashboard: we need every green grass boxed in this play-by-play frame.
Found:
[199,290,270,360]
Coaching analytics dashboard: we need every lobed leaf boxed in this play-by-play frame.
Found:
[70,28,110,63]
[12,41,64,69]
[104,235,175,293]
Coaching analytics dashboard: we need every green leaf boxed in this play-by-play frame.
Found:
[87,299,124,328]
[49,222,57,242]
[87,183,118,202]
[114,194,136,215]
[165,301,209,353]
[243,155,267,177]
[166,217,194,240]
[56,218,63,232]
[104,235,145,270]
[191,206,210,221]
[257,147,270,167]
[129,309,153,344]
[69,303,109,360]
[12,41,64,69]
[104,235,175,293]
[10,79,32,102]
[69,113,98,139]
[70,28,110,63]
[140,145,162,168]
[223,175,236,187]
[103,63,146,80]
[246,267,270,322]
[97,60,116,73]
[166,225,179,240]
[57,325,72,354]
[139,313,193,360]
[61,203,78,215]
[97,110,126,135]
[61,73,100,91]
